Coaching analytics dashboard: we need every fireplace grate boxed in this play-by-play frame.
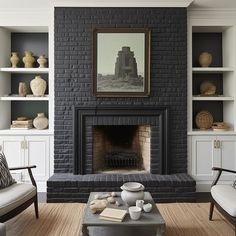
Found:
[105,151,139,168]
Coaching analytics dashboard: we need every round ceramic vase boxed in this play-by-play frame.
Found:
[33,113,48,130]
[199,52,212,67]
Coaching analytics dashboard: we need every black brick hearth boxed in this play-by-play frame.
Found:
[47,7,196,202]
[47,173,195,203]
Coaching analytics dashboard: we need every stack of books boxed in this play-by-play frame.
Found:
[10,119,33,130]
[99,208,127,222]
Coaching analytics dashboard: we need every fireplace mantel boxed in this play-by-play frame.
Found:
[73,105,169,175]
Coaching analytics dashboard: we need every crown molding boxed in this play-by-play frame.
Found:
[53,0,193,8]
[188,8,236,21]
[0,8,51,26]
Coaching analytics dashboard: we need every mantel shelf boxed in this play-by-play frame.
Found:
[192,96,234,101]
[0,96,49,101]
[0,68,49,73]
[192,67,234,73]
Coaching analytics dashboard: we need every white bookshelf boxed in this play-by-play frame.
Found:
[0,67,49,73]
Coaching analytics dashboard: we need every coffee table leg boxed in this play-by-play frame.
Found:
[81,224,89,236]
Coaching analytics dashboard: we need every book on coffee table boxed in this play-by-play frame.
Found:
[99,208,127,222]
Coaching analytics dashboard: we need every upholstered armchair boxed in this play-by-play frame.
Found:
[0,150,39,223]
[209,167,236,234]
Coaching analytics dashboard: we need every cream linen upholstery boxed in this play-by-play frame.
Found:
[211,184,236,217]
[0,183,36,216]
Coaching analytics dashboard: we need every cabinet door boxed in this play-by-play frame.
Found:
[0,136,25,181]
[191,136,217,180]
[24,136,50,181]
[218,136,236,180]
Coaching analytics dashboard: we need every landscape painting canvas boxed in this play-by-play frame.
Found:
[93,28,150,97]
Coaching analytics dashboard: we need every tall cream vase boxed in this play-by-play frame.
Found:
[30,76,47,96]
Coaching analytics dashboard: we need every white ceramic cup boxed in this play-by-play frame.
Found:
[143,203,153,213]
[136,200,144,209]
[129,206,142,220]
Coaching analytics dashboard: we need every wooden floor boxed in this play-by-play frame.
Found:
[5,203,234,236]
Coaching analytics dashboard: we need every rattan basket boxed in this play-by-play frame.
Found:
[195,110,213,129]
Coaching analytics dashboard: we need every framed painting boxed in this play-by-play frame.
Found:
[93,28,150,97]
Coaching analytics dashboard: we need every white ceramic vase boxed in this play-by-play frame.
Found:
[121,183,145,206]
[37,55,47,68]
[33,113,48,130]
[10,52,20,68]
[30,75,47,96]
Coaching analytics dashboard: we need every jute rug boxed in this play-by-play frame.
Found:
[5,203,234,236]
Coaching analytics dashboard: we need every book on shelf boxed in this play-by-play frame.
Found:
[12,120,33,125]
[99,208,127,222]
[10,124,33,130]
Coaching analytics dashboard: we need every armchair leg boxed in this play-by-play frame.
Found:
[34,197,39,219]
[209,201,214,220]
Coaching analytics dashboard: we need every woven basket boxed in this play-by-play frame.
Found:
[195,110,213,129]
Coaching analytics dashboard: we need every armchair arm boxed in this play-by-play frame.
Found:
[212,167,236,186]
[9,165,37,187]
[9,165,36,171]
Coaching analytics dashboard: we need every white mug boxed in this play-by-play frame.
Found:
[136,200,144,209]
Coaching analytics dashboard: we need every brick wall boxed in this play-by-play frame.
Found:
[54,7,187,174]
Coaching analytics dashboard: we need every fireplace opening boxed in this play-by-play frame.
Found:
[93,125,150,174]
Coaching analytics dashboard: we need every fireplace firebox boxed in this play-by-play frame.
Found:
[93,125,151,173]
[73,105,169,175]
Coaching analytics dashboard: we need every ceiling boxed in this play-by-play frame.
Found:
[190,0,236,9]
[0,0,236,9]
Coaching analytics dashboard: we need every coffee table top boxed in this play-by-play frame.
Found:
[82,192,166,228]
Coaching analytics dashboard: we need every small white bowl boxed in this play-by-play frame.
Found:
[129,206,142,220]
[143,203,152,213]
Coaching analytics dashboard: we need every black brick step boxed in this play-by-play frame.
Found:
[47,173,196,203]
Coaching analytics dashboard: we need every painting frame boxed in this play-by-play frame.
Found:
[93,28,151,97]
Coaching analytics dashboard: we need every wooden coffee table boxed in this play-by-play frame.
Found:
[81,192,166,236]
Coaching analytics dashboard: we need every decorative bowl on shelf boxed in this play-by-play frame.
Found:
[212,122,229,131]
[200,81,216,95]
[195,110,213,130]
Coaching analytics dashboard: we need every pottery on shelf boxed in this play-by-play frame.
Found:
[22,51,35,68]
[30,75,47,96]
[33,113,48,130]
[18,82,27,97]
[10,52,20,68]
[199,52,212,67]
[37,55,47,68]
[121,182,145,206]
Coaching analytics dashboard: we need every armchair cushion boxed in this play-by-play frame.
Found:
[0,183,36,217]
[0,152,15,189]
[211,184,236,217]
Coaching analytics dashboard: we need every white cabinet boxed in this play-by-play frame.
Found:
[191,135,236,182]
[0,135,51,191]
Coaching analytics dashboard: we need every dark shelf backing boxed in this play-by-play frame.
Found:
[192,33,222,67]
[192,101,223,129]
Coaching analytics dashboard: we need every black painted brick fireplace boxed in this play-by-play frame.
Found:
[47,7,196,202]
